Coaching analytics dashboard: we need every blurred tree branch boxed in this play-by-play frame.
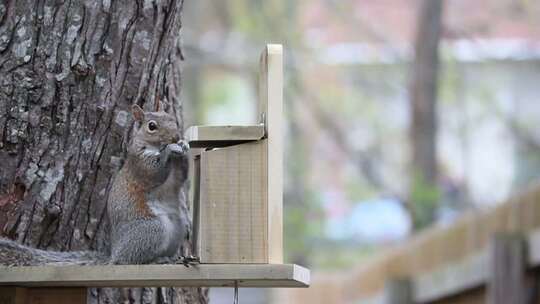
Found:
[296,91,401,196]
[409,0,444,229]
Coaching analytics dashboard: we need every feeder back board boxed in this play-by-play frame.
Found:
[187,44,283,264]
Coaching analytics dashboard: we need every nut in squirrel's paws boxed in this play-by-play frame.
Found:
[168,140,189,155]
[177,139,189,152]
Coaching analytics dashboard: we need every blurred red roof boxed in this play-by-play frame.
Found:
[302,0,540,46]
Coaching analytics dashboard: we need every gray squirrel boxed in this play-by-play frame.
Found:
[0,102,190,266]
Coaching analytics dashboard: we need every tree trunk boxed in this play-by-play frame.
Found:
[0,0,208,303]
[408,0,444,229]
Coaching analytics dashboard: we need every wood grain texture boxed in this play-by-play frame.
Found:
[0,264,309,288]
[259,44,284,264]
[198,141,267,263]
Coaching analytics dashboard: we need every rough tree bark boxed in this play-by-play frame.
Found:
[408,0,444,229]
[0,0,208,303]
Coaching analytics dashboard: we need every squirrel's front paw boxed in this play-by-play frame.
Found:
[168,140,189,155]
[177,139,189,153]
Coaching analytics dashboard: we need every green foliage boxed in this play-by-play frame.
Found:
[311,241,378,270]
[200,73,254,124]
[514,145,540,188]
[283,121,325,265]
[284,202,325,264]
[438,55,461,106]
[410,172,440,229]
[228,0,298,42]
[345,176,377,203]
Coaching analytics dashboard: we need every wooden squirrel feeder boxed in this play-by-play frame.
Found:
[187,44,284,264]
[0,45,309,304]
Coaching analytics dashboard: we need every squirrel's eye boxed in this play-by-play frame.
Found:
[147,120,158,132]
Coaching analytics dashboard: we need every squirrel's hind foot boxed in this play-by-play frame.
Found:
[179,255,199,268]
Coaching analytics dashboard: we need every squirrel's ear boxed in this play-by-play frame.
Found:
[131,104,145,122]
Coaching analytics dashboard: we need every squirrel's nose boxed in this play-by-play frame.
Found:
[172,134,180,143]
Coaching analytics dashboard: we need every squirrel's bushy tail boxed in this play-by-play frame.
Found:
[0,238,108,266]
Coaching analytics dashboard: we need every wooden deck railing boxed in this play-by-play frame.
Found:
[279,182,540,304]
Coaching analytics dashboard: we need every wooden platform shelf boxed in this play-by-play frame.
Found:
[0,264,309,288]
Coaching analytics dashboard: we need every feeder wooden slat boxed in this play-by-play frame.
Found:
[185,125,265,148]
[197,141,267,263]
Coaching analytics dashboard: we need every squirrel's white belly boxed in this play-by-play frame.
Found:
[149,202,181,254]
